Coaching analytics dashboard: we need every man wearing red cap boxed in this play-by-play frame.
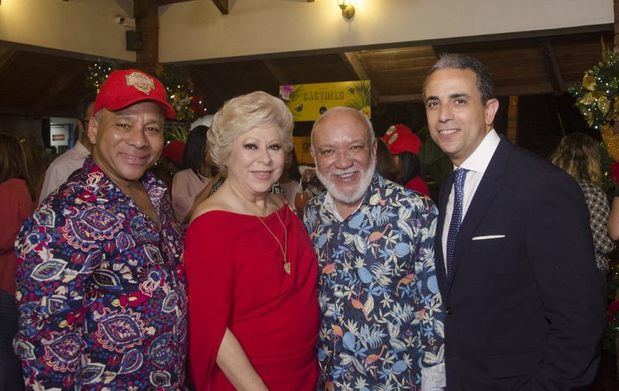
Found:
[14,69,188,389]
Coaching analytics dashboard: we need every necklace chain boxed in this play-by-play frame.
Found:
[257,211,291,274]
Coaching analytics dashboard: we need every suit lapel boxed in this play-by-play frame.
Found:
[446,138,511,292]
[436,172,453,295]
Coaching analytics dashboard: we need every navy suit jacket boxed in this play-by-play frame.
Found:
[436,138,605,390]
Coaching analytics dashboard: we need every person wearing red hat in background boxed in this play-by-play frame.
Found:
[162,140,186,168]
[14,69,188,389]
[380,124,431,197]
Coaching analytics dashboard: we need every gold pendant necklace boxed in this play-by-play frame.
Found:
[257,210,291,274]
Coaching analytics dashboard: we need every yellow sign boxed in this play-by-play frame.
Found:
[279,80,371,122]
[293,136,313,165]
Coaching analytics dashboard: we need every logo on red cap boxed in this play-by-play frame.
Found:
[125,72,155,95]
[380,124,422,155]
[94,69,176,119]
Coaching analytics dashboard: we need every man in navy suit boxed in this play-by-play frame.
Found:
[424,53,605,390]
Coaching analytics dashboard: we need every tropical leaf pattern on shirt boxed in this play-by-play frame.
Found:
[304,174,444,390]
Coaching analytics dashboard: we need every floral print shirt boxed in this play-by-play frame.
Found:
[304,174,445,390]
[14,157,188,390]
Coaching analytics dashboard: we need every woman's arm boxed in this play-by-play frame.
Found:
[608,196,619,241]
[216,328,268,391]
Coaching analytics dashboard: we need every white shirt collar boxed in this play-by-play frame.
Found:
[457,129,500,174]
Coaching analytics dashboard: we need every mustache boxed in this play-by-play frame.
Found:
[330,168,360,176]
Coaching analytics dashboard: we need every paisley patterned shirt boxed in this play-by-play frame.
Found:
[14,157,188,390]
[304,174,445,390]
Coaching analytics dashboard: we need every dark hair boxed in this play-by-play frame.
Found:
[397,152,422,184]
[376,139,398,181]
[0,133,25,183]
[182,125,209,177]
[286,150,301,182]
[423,53,495,103]
[18,139,47,202]
[77,94,96,120]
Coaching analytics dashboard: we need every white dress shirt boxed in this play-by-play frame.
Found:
[441,129,501,265]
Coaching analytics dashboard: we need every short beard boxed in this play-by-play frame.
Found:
[316,156,376,206]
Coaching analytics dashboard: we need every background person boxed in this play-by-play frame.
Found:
[375,138,398,182]
[38,94,95,204]
[551,132,614,288]
[0,133,33,391]
[172,125,214,223]
[184,91,319,390]
[277,149,302,214]
[381,123,431,197]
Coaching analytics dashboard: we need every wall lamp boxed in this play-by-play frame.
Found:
[337,0,355,20]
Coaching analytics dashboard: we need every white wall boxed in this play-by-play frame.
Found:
[0,0,613,63]
[159,0,614,62]
[0,0,135,61]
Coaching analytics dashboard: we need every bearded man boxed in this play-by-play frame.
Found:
[303,106,445,390]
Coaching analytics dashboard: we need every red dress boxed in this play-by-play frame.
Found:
[184,205,319,390]
[0,178,33,294]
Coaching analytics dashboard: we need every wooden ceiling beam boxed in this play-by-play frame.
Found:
[341,52,379,105]
[135,0,160,75]
[494,83,555,97]
[211,0,229,15]
[540,39,566,94]
[379,81,557,104]
[263,59,289,86]
[188,67,227,110]
[0,47,16,74]
[379,93,423,104]
[341,52,368,80]
[31,66,85,118]
[157,0,195,4]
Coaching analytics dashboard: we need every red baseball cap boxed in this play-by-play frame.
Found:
[94,69,176,119]
[380,124,422,155]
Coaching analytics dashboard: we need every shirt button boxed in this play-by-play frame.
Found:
[445,307,453,315]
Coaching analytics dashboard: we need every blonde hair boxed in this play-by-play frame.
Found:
[550,132,601,185]
[207,91,293,176]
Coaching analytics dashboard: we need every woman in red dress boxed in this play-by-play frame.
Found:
[0,134,34,390]
[184,91,319,390]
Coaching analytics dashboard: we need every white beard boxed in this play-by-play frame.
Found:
[316,156,376,206]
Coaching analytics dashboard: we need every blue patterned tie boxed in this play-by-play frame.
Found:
[446,168,468,277]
